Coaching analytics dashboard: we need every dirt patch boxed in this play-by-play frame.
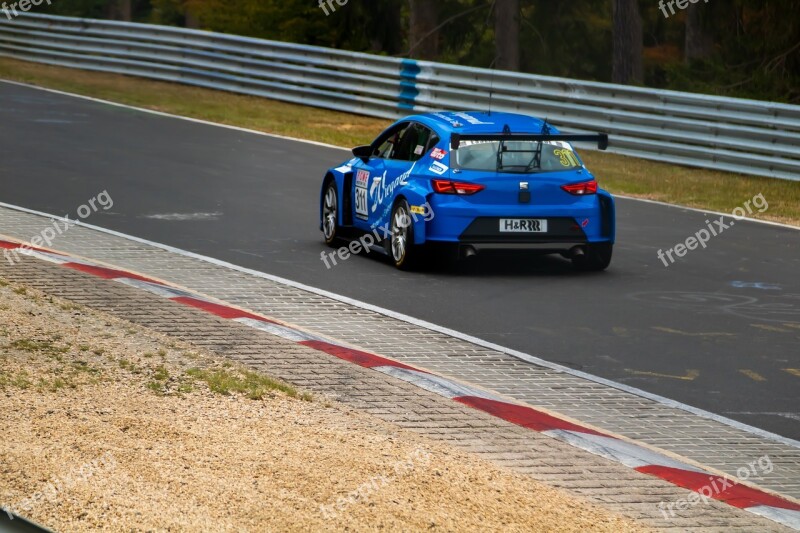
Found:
[0,277,648,532]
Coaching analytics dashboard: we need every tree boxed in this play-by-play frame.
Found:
[612,0,643,84]
[494,0,520,71]
[365,0,403,55]
[685,2,711,62]
[407,0,439,60]
[105,0,131,21]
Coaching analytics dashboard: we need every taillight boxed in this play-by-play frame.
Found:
[432,179,485,195]
[561,180,598,195]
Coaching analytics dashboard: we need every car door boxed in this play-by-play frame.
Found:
[352,122,435,230]
[371,122,425,222]
[369,123,439,229]
[349,122,404,231]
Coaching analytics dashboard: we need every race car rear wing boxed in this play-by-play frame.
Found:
[450,133,609,151]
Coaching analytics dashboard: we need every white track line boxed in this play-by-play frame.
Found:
[2,78,798,231]
[0,79,346,151]
[615,195,800,231]
[1,201,798,449]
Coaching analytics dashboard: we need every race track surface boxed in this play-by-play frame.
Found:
[1,81,798,439]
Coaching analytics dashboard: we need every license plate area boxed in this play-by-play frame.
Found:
[499,219,548,233]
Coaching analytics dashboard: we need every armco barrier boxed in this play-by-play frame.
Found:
[1,13,798,181]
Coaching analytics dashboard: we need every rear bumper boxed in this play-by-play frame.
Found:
[427,215,610,249]
[463,241,588,251]
[458,216,588,243]
[424,193,615,244]
[425,240,609,260]
[452,241,596,259]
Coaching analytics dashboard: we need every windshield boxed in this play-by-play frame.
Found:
[455,140,583,173]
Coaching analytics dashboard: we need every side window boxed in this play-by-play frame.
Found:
[394,123,438,162]
[374,123,410,159]
[373,123,439,162]
[391,124,420,161]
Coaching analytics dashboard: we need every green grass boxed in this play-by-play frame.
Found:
[144,363,169,394]
[1,56,797,225]
[47,377,69,390]
[186,367,310,401]
[146,380,165,394]
[37,376,74,392]
[118,358,140,374]
[71,360,101,374]
[152,365,169,381]
[11,338,70,357]
[0,369,32,389]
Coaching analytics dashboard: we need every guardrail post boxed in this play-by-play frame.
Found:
[399,59,420,112]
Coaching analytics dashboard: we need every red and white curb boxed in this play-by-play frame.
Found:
[2,238,799,529]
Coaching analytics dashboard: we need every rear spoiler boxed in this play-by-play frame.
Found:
[450,133,609,151]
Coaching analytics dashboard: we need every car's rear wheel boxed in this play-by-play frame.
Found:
[322,181,340,247]
[572,242,613,271]
[389,199,422,270]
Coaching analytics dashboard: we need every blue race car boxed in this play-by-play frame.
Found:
[319,111,614,271]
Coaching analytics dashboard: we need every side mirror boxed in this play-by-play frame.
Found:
[352,145,373,163]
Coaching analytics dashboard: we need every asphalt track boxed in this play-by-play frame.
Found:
[1,81,799,439]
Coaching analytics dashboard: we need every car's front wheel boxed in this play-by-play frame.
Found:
[572,242,613,271]
[389,199,422,270]
[322,181,340,247]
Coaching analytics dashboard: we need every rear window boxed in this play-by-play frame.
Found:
[455,140,582,173]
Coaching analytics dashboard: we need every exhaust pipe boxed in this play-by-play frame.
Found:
[569,246,586,258]
[461,245,478,259]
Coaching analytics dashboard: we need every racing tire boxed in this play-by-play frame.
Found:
[572,242,613,272]
[322,180,340,247]
[389,199,423,270]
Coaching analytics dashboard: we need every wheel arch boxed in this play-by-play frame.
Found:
[320,173,335,224]
[597,190,616,244]
[320,171,349,229]
[393,190,429,245]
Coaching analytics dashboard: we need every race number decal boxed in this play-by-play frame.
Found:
[355,169,369,219]
[553,148,579,167]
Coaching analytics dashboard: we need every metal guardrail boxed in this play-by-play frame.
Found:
[1,13,798,181]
